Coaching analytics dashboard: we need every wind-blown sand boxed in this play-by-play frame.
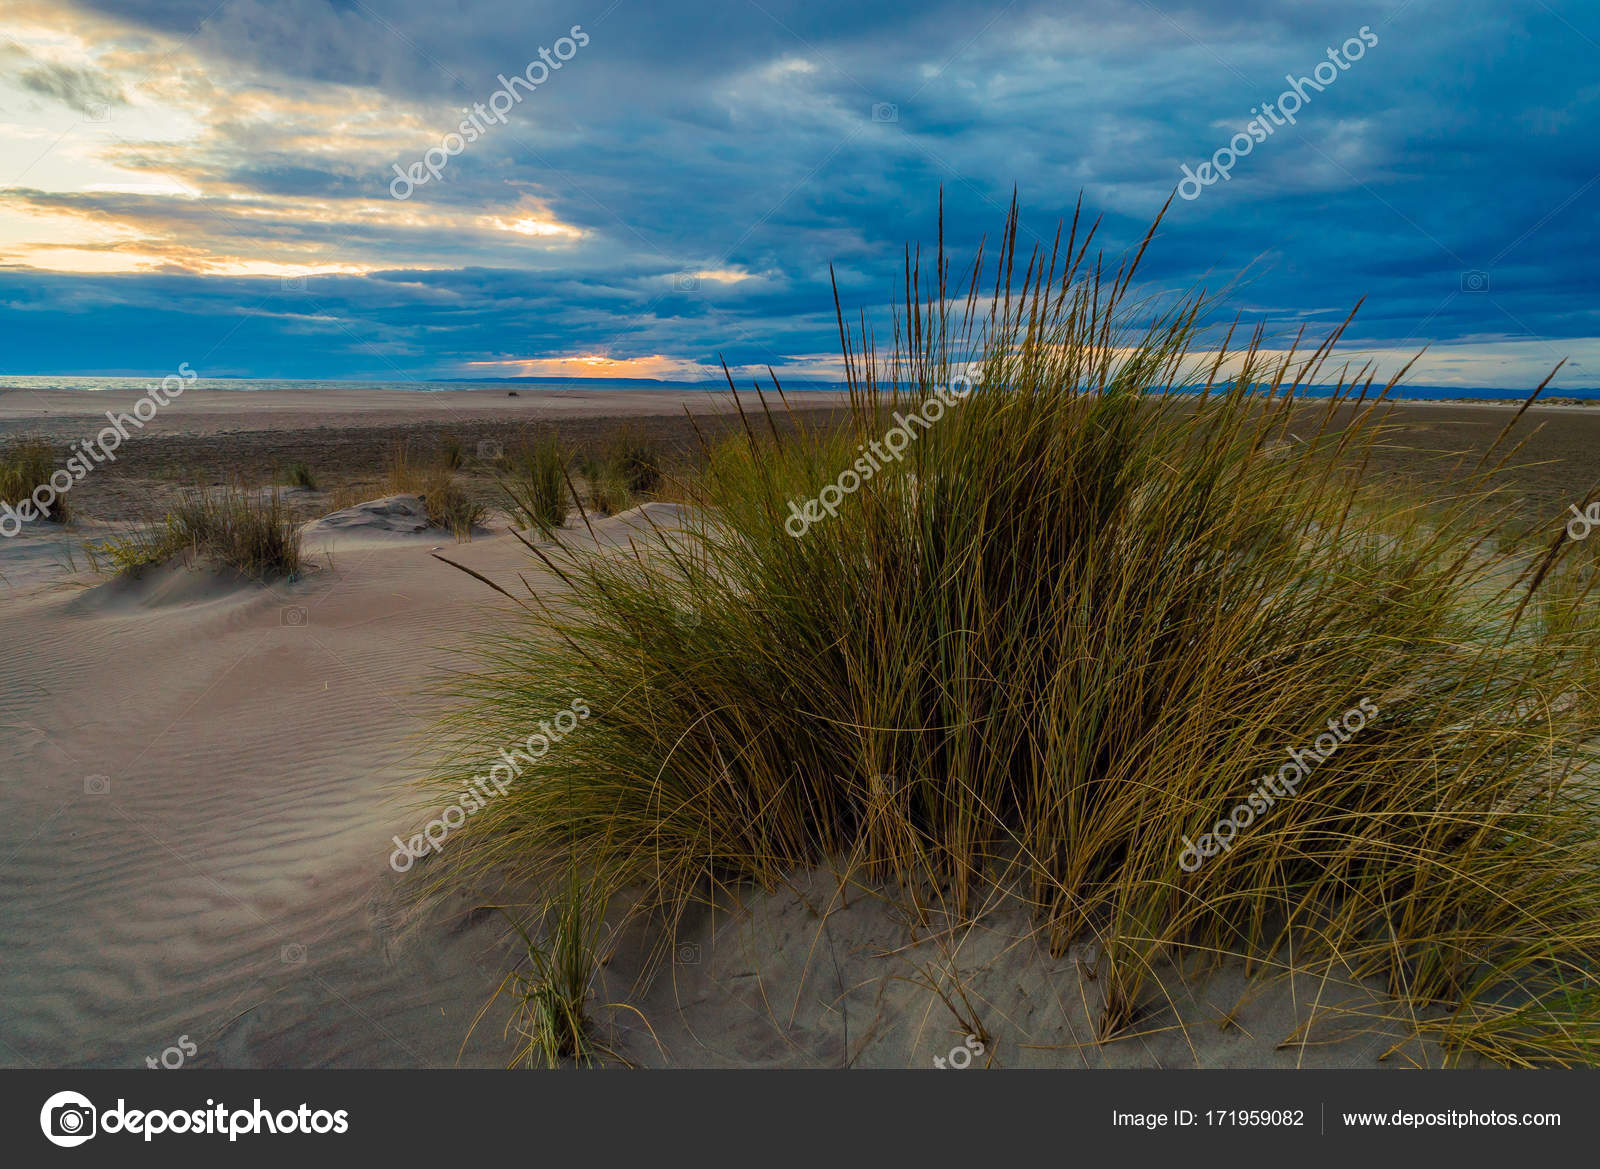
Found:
[1,500,517,1068]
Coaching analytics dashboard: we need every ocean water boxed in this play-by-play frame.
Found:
[1,375,1595,401]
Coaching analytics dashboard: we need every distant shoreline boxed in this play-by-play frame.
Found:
[4,375,1600,403]
[7,384,1600,447]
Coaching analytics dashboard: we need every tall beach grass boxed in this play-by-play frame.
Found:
[422,199,1600,1066]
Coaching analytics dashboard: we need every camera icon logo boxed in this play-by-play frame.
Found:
[1460,269,1491,292]
[84,774,111,795]
[674,272,700,292]
[281,275,307,291]
[675,942,701,964]
[281,942,307,965]
[281,606,308,627]
[871,102,899,123]
[83,103,111,123]
[40,1090,97,1147]
[477,439,504,461]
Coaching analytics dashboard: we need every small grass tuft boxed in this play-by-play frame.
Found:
[422,470,488,541]
[100,482,302,578]
[499,434,571,534]
[282,461,318,490]
[579,455,632,515]
[470,867,631,1068]
[606,425,662,496]
[0,440,67,523]
[385,441,429,495]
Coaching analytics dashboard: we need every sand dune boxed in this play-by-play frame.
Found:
[0,501,1460,1068]
[0,504,544,1067]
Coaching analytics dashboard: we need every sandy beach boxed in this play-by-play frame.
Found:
[0,501,1457,1070]
[0,551,1419,1070]
[0,387,853,531]
[0,387,1582,1069]
[0,385,854,440]
[2,386,1595,529]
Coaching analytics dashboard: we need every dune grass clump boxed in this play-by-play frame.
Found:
[384,440,486,538]
[606,425,662,496]
[467,867,638,1067]
[573,427,662,515]
[282,461,318,490]
[0,439,66,523]
[425,201,1600,1066]
[103,482,302,578]
[579,455,632,516]
[385,441,428,495]
[422,469,488,541]
[499,434,571,534]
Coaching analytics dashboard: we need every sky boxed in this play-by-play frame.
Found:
[0,0,1597,388]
